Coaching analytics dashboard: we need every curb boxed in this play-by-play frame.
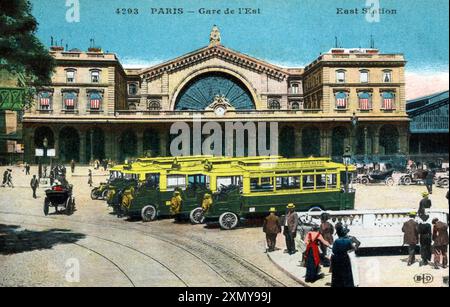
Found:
[266,252,309,287]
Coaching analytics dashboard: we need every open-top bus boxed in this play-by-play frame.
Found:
[202,157,356,229]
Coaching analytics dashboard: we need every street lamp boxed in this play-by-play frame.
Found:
[343,145,352,193]
[351,112,358,128]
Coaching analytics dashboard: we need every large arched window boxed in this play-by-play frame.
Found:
[175,72,254,110]
[379,124,399,155]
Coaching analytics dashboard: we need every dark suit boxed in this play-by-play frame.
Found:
[263,214,281,252]
[433,221,449,268]
[30,177,39,199]
[418,222,432,264]
[402,219,419,265]
[283,211,299,254]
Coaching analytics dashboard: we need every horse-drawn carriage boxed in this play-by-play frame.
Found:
[44,182,75,216]
[357,169,395,186]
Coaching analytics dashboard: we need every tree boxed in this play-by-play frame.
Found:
[0,0,55,107]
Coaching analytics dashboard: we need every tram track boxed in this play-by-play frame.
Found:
[0,209,297,287]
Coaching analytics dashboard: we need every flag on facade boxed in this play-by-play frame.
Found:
[335,92,347,108]
[382,92,395,110]
[359,98,370,110]
[90,99,101,109]
[40,97,50,106]
[64,98,75,107]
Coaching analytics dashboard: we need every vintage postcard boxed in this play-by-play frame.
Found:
[0,0,448,294]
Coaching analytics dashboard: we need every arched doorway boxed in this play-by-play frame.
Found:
[331,126,349,157]
[86,128,105,162]
[302,127,321,157]
[355,126,373,156]
[143,128,161,157]
[279,126,295,158]
[119,129,137,162]
[379,125,399,155]
[174,72,255,110]
[34,126,55,148]
[59,127,80,162]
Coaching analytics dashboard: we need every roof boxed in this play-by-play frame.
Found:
[406,90,449,113]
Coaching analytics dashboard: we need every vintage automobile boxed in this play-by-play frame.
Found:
[357,169,395,186]
[398,169,429,185]
[202,157,356,230]
[90,182,110,200]
[436,172,449,188]
[44,182,75,216]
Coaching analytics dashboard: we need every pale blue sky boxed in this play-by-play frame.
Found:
[31,0,449,72]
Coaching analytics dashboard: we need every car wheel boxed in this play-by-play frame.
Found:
[386,177,395,186]
[219,212,239,230]
[440,178,449,188]
[90,188,99,200]
[403,176,412,185]
[361,177,369,185]
[190,207,205,224]
[101,189,109,200]
[141,205,157,222]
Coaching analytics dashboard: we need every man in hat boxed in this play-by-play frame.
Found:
[283,203,299,255]
[432,218,448,269]
[30,175,39,199]
[319,212,334,266]
[402,212,419,266]
[1,169,8,187]
[263,208,281,252]
[418,214,432,266]
[418,192,432,220]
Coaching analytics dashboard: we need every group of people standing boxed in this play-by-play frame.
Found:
[263,205,360,287]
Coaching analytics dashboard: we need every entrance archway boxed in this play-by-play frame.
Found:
[86,128,105,162]
[331,126,349,157]
[143,128,161,157]
[34,126,55,148]
[379,125,399,155]
[302,127,321,157]
[279,126,295,158]
[59,127,80,162]
[119,129,137,162]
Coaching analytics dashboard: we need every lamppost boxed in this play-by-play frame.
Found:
[364,126,368,162]
[343,145,352,193]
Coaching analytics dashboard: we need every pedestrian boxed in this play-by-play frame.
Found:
[263,207,281,253]
[418,192,432,220]
[418,215,432,266]
[283,203,298,255]
[49,168,55,186]
[43,165,48,178]
[70,159,75,173]
[25,163,30,175]
[331,223,358,288]
[402,211,419,266]
[30,175,39,199]
[88,169,93,187]
[319,212,334,267]
[304,224,331,283]
[425,169,434,194]
[432,218,448,269]
[1,169,8,187]
[6,169,13,188]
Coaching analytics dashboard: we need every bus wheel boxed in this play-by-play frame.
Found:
[190,207,205,224]
[219,212,239,230]
[141,205,157,222]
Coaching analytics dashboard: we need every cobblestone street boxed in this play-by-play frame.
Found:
[0,165,448,287]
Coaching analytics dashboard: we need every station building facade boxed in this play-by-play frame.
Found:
[22,28,408,163]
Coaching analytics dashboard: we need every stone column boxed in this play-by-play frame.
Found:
[79,131,86,164]
[399,125,409,155]
[160,129,168,156]
[137,130,144,157]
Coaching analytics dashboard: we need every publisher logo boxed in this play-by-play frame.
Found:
[414,274,434,284]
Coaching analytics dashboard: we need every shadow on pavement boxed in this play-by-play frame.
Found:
[0,224,86,255]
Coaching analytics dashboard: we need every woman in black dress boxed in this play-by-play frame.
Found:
[331,223,356,287]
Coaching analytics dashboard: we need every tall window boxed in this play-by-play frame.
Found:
[358,91,372,110]
[91,70,100,83]
[335,91,348,109]
[383,70,392,83]
[360,70,369,83]
[63,92,77,110]
[128,83,138,95]
[89,92,102,111]
[291,83,299,94]
[38,92,52,110]
[66,70,76,83]
[336,70,346,83]
[381,91,395,110]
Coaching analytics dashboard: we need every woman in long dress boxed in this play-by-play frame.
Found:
[303,225,331,283]
[331,223,360,287]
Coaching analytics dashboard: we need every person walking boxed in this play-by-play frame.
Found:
[432,218,449,269]
[304,225,331,283]
[402,212,419,266]
[425,169,434,194]
[418,192,432,220]
[283,203,298,255]
[263,207,281,252]
[1,169,8,187]
[25,163,30,175]
[418,215,432,266]
[6,169,13,188]
[70,159,76,174]
[30,175,39,199]
[319,212,334,267]
[88,169,93,187]
[331,224,358,287]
